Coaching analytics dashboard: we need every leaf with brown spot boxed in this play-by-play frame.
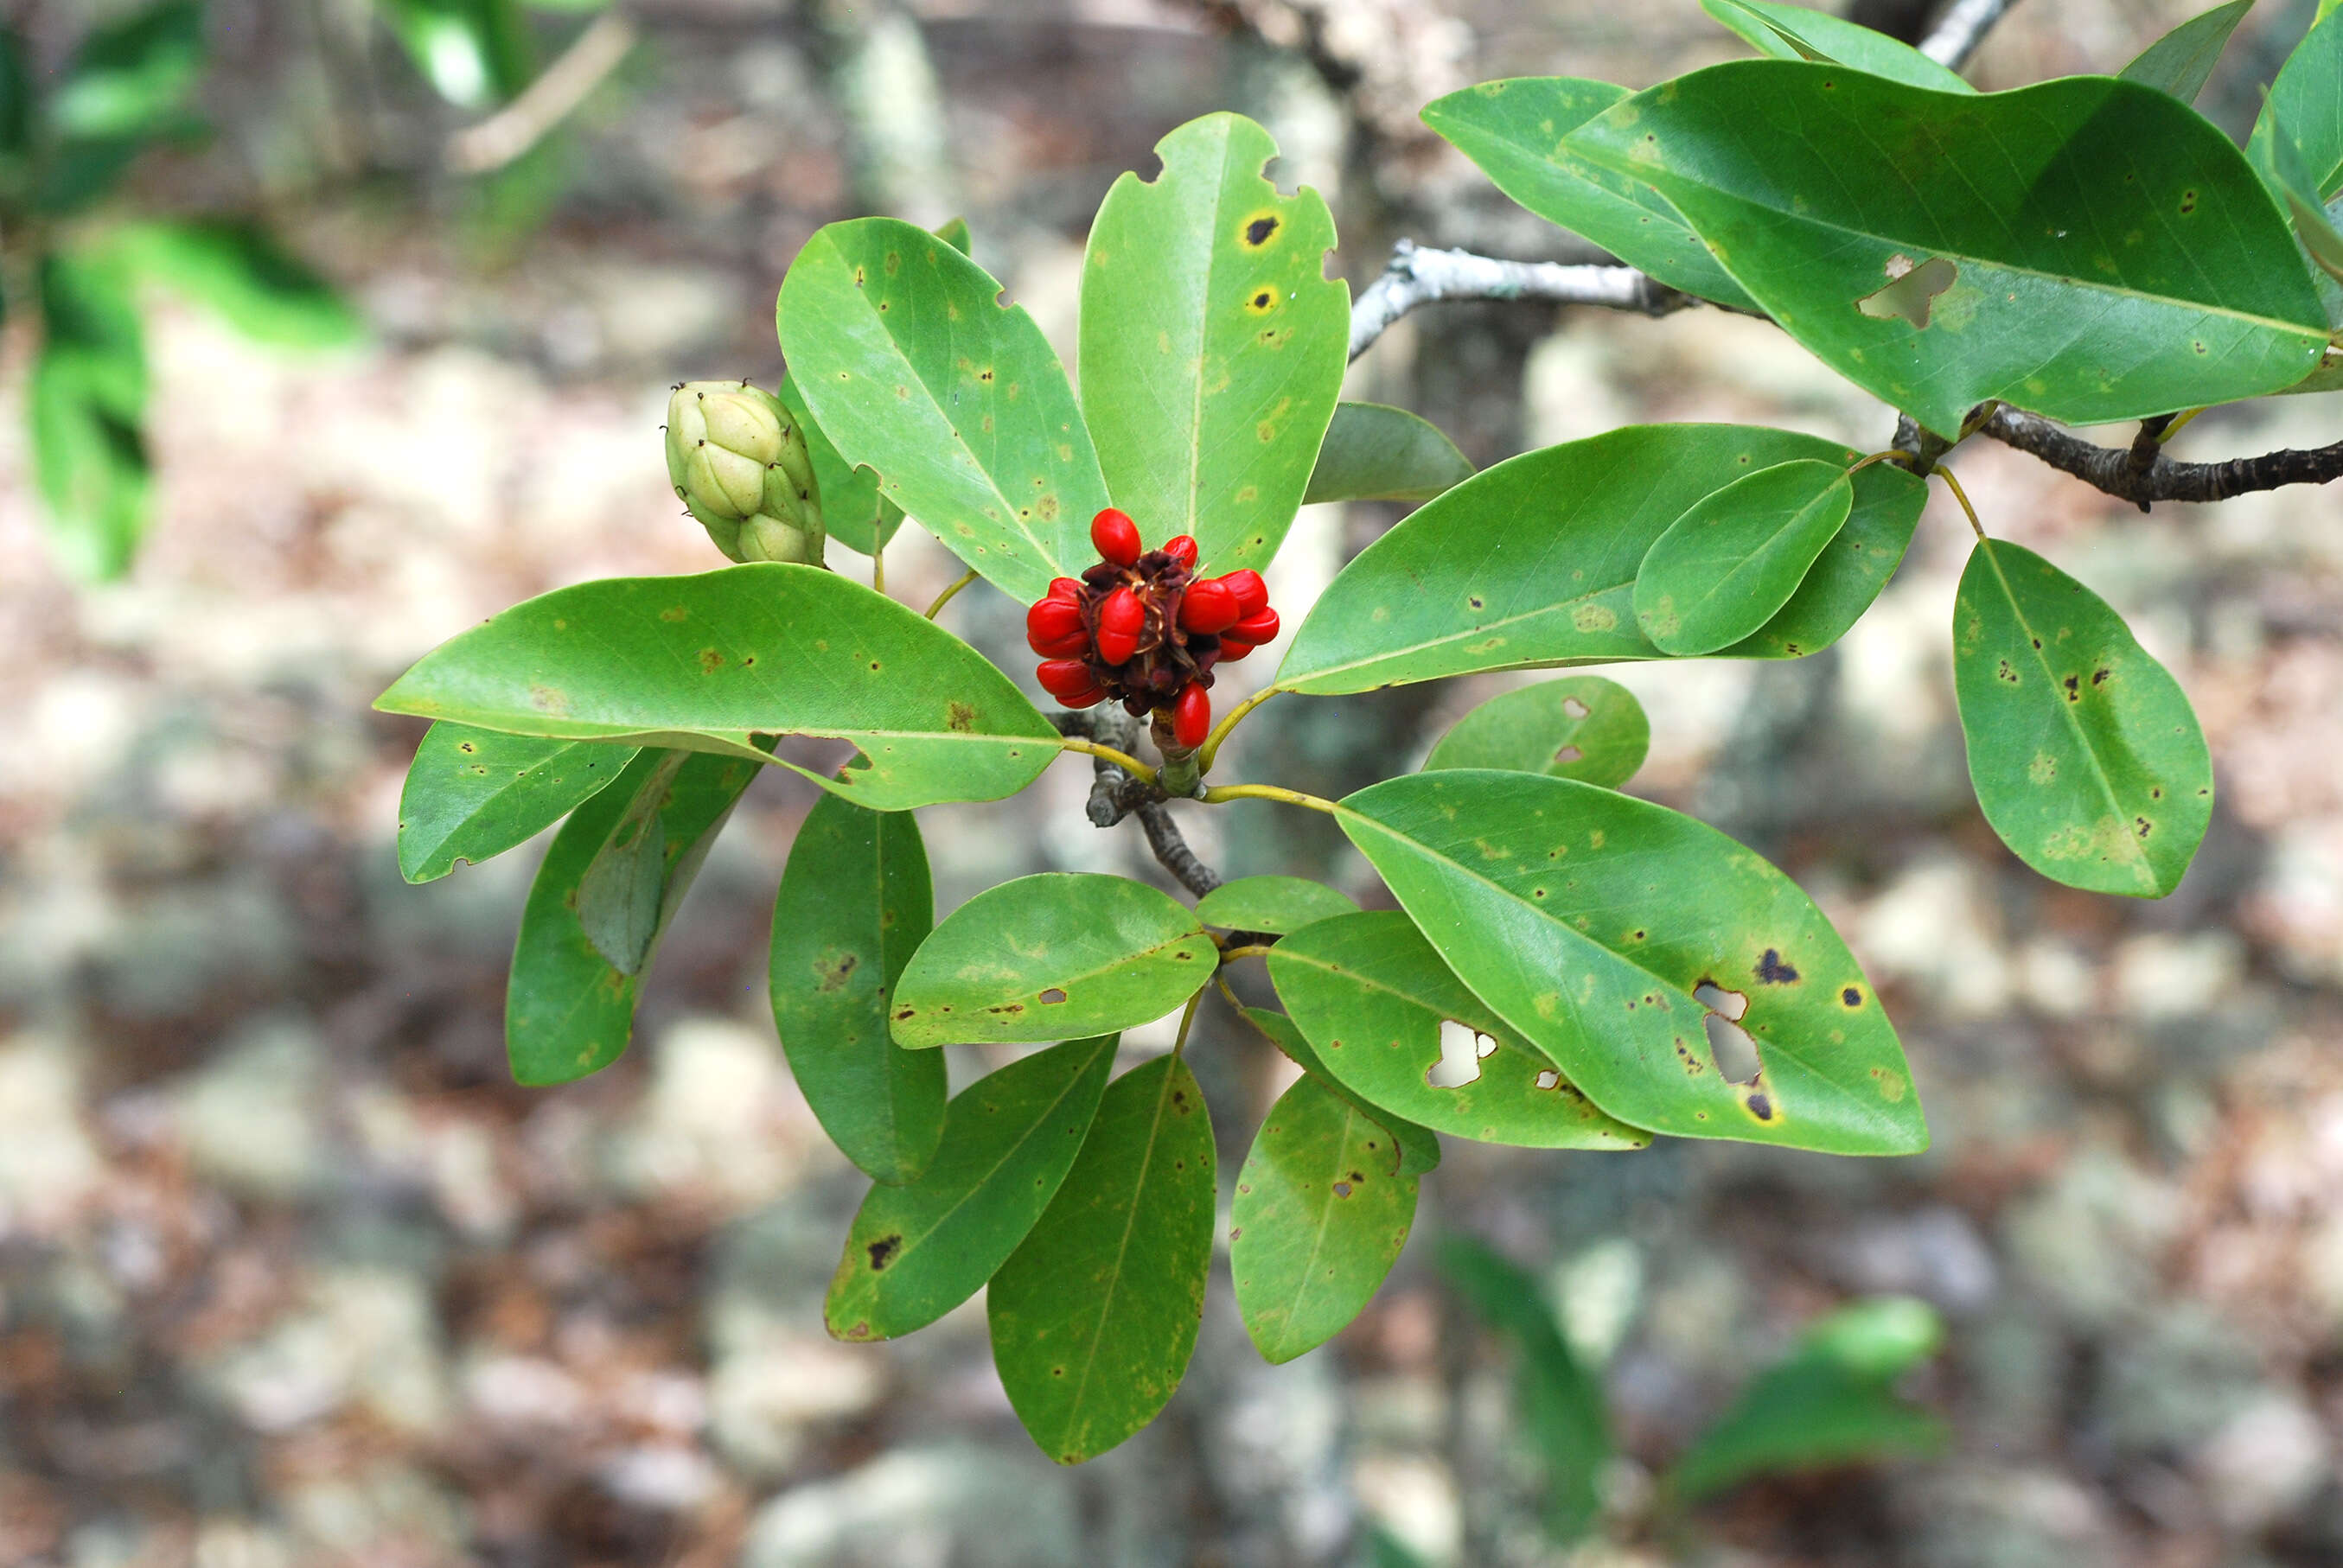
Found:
[396,722,637,884]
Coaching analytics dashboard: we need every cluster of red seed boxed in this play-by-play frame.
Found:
[1026,507,1281,749]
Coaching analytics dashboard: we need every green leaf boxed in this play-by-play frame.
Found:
[890,873,1213,1047]
[1420,79,1758,309]
[1267,912,1650,1151]
[1078,113,1348,576]
[0,22,32,158]
[380,0,531,107]
[777,217,1109,603]
[1241,1006,1440,1177]
[1336,774,1927,1154]
[825,1036,1116,1342]
[1422,676,1650,788]
[1951,539,2213,898]
[1192,875,1358,934]
[576,750,686,973]
[989,1053,1216,1464]
[1277,424,1925,695]
[35,136,154,216]
[1668,1297,1946,1501]
[31,250,151,582]
[53,1,202,138]
[1701,0,1976,93]
[506,748,756,1084]
[1303,402,1475,507]
[1440,1236,1610,1541]
[1566,64,2329,435]
[1232,1071,1418,1364]
[1633,459,1853,657]
[373,564,1061,811]
[770,793,945,1185]
[776,372,901,558]
[111,221,363,349]
[933,215,972,253]
[2250,8,2343,202]
[2118,1,2252,104]
[397,723,637,883]
[2258,122,2343,289]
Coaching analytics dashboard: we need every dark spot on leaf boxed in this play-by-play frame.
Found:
[814,952,859,991]
[947,702,976,732]
[2179,189,2198,215]
[1842,986,1862,1008]
[1244,215,1279,245]
[1038,988,1067,1004]
[2063,674,2081,702]
[458,741,476,753]
[1746,1092,1774,1121]
[1467,596,1484,610]
[2136,817,2152,838]
[866,1235,902,1271]
[1332,1182,1352,1197]
[2092,668,2110,685]
[1755,949,1800,985]
[893,1007,915,1021]
[699,649,725,672]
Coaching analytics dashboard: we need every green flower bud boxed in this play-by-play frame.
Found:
[664,379,825,566]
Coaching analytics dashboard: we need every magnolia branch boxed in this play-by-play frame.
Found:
[1918,0,2023,70]
[1348,239,1706,361]
[1973,406,2343,510]
[446,10,637,175]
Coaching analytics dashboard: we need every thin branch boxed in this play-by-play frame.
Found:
[1349,239,1708,362]
[1050,708,1223,898]
[1135,803,1222,900]
[1976,406,2343,511]
[1917,0,2021,70]
[446,10,636,175]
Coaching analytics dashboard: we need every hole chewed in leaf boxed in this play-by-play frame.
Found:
[1704,1013,1763,1086]
[1428,1019,1490,1087]
[1561,697,1591,720]
[1555,745,1584,765]
[1693,981,1748,1021]
[1857,256,1957,329]
[1037,987,1069,1004]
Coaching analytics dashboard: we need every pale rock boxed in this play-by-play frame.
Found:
[2193,1393,2332,1533]
[1350,1453,1461,1566]
[0,1034,104,1231]
[1857,855,2013,1019]
[2109,930,2242,1021]
[205,1266,449,1435]
[740,1444,1082,1568]
[171,1019,327,1201]
[605,1016,811,1212]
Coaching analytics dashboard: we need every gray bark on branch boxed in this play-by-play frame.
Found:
[1918,0,2022,70]
[1976,406,2343,510]
[1348,239,1708,361]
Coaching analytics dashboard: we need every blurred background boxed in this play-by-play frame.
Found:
[3,1,2343,1564]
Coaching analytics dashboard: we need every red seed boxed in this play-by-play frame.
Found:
[1177,579,1240,634]
[1162,534,1198,568]
[1231,606,1280,644]
[1095,587,1144,664]
[1026,597,1085,653]
[1046,577,1083,602]
[1220,569,1268,617]
[1172,683,1211,749]
[1031,628,1089,658]
[1037,659,1099,700]
[1091,507,1141,566]
[1057,682,1107,709]
[1216,636,1256,662]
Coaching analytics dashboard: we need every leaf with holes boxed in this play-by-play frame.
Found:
[2251,8,2343,204]
[399,727,638,883]
[1337,773,1926,1153]
[989,1053,1216,1464]
[2120,1,2251,105]
[1566,64,2329,435]
[1952,539,2213,897]
[1420,79,1758,309]
[1304,402,1475,507]
[1267,912,1649,1151]
[373,564,1060,811]
[771,793,944,1185]
[1276,424,1925,695]
[1422,677,1650,788]
[1078,113,1347,576]
[1242,1007,1440,1177]
[890,873,1214,1047]
[506,748,757,1084]
[1634,459,1853,657]
[776,372,903,558]
[777,217,1109,602]
[825,1036,1115,1342]
[1194,876,1358,935]
[1701,0,1976,92]
[1668,1297,1946,1501]
[1232,1072,1418,1364]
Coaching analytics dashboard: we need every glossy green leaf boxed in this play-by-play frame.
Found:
[30,250,150,582]
[53,1,202,137]
[2251,9,2343,202]
[1242,1006,1440,1178]
[397,723,636,883]
[771,793,945,1185]
[825,1036,1115,1342]
[1337,773,1927,1153]
[1440,1236,1609,1541]
[1277,425,1925,695]
[989,1053,1216,1464]
[373,564,1060,810]
[777,217,1109,603]
[2119,1,2251,104]
[1267,912,1650,1151]
[1701,0,1976,93]
[1420,79,1757,310]
[776,372,901,558]
[2260,122,2343,288]
[576,750,686,972]
[890,873,1212,1047]
[1422,676,1650,788]
[1078,113,1347,576]
[1303,402,1475,507]
[1668,1297,1946,1501]
[506,748,756,1084]
[1634,459,1853,657]
[1567,64,2329,435]
[1192,875,1358,935]
[1232,1073,1417,1364]
[111,221,362,349]
[933,215,972,252]
[380,0,533,106]
[1951,539,2213,897]
[0,23,32,157]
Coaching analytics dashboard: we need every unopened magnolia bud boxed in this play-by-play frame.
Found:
[665,379,825,566]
